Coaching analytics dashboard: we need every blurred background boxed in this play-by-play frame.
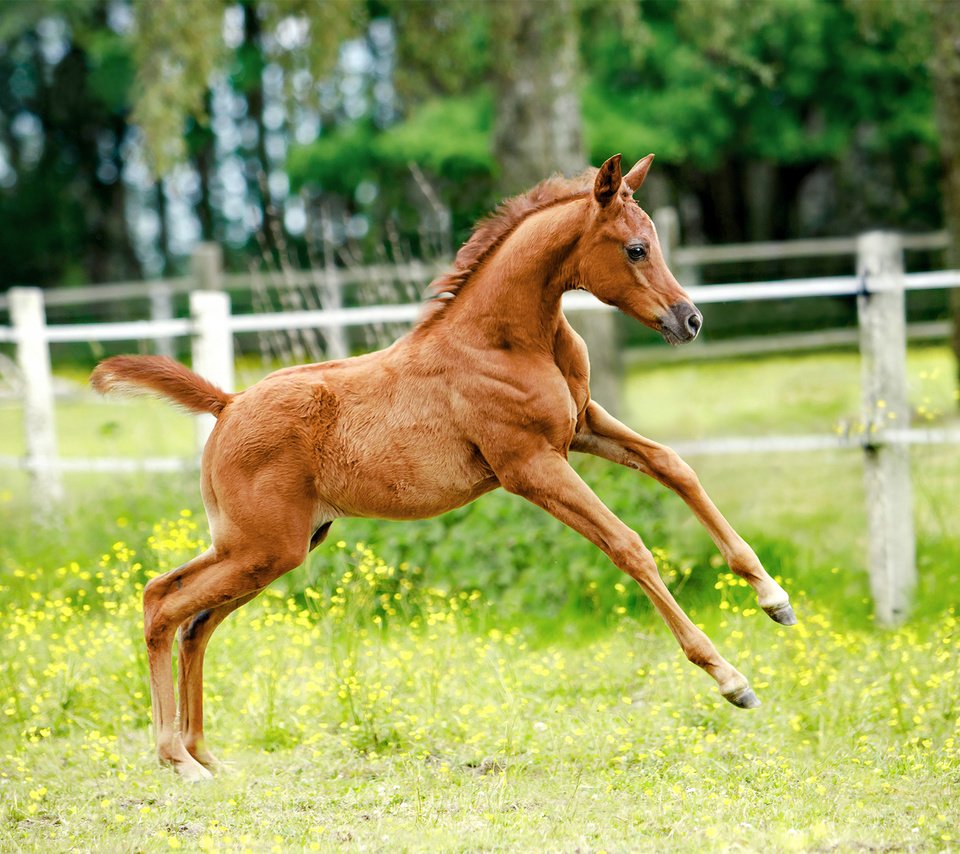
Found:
[1,0,958,336]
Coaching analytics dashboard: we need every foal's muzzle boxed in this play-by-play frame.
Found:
[660,302,703,345]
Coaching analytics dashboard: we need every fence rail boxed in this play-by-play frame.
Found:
[0,262,448,313]
[671,229,949,266]
[1,230,958,626]
[3,270,958,345]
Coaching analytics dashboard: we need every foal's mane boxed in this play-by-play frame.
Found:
[416,168,598,328]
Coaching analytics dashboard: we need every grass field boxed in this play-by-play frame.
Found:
[1,347,959,851]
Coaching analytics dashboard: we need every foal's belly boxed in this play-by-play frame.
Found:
[319,435,501,521]
[313,392,502,521]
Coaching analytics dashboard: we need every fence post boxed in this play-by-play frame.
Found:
[320,207,349,359]
[190,290,234,452]
[10,287,62,512]
[567,307,623,417]
[191,243,223,291]
[149,281,175,358]
[653,206,679,268]
[856,231,915,626]
[654,205,699,287]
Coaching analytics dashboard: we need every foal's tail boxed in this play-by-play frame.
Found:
[90,355,233,417]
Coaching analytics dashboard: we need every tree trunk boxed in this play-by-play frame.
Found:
[242,1,279,265]
[931,0,960,401]
[490,0,585,189]
[192,89,217,243]
[155,178,171,276]
[489,0,622,416]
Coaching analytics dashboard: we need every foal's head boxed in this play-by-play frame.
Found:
[578,154,702,345]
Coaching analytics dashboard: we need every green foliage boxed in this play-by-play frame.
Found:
[288,91,498,249]
[288,92,495,191]
[0,2,143,287]
[376,92,494,181]
[288,120,381,196]
[0,0,949,288]
[131,0,365,175]
[85,29,134,114]
[577,0,941,239]
[583,0,937,167]
[131,0,228,174]
[387,0,492,100]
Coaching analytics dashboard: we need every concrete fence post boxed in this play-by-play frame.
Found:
[653,206,679,268]
[856,231,915,626]
[149,281,175,358]
[10,287,62,512]
[567,306,623,418]
[654,205,699,287]
[190,290,234,453]
[320,208,349,360]
[191,243,224,291]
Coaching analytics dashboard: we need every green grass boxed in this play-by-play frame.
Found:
[2,539,959,851]
[1,346,959,850]
[623,345,958,439]
[0,536,960,851]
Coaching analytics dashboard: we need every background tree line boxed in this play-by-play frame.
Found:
[1,0,957,369]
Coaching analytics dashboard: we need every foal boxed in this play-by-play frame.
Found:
[92,154,795,781]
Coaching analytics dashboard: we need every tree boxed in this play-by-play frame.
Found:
[930,0,960,397]
[0,1,142,287]
[487,0,622,414]
[489,0,585,192]
[582,0,940,244]
[132,0,364,266]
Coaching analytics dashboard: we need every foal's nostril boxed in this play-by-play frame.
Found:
[664,301,703,345]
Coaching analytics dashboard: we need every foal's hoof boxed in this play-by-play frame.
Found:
[722,686,761,709]
[168,754,215,783]
[186,743,224,773]
[176,760,214,783]
[763,601,798,626]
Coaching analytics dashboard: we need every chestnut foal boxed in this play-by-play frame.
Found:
[92,154,795,781]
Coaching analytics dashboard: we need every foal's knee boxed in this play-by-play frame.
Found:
[142,573,163,610]
[650,447,700,494]
[607,533,657,580]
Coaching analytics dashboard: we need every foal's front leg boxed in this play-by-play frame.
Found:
[571,401,795,625]
[496,448,759,707]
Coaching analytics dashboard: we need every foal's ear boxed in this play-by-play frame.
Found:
[594,153,623,207]
[624,154,655,194]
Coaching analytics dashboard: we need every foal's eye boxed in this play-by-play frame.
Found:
[626,244,648,262]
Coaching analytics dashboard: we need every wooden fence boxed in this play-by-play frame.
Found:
[1,231,959,626]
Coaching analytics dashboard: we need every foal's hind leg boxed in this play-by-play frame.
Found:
[144,541,308,780]
[143,549,220,781]
[176,522,333,770]
[572,402,795,625]
[177,592,260,770]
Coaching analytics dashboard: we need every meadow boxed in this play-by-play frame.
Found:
[1,346,959,851]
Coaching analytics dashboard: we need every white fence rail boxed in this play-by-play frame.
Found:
[1,231,958,626]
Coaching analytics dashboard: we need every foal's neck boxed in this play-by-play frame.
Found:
[445,197,589,348]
